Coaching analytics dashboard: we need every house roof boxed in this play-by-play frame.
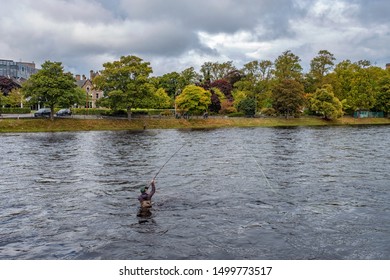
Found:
[0,75,22,95]
[75,79,92,88]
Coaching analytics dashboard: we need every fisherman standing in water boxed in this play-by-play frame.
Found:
[137,179,156,218]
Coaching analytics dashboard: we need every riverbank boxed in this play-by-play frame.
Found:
[0,117,389,133]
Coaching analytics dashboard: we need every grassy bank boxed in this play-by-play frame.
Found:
[0,117,389,133]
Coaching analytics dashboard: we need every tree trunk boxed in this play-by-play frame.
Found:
[127,108,132,120]
[50,106,55,121]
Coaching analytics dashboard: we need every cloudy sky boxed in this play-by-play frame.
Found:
[1,0,389,76]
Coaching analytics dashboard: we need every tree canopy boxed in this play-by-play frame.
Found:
[175,85,211,116]
[22,61,82,120]
[94,55,153,119]
[15,49,390,119]
[309,84,343,120]
[272,79,305,118]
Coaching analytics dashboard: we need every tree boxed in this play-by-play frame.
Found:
[243,60,273,82]
[209,87,226,113]
[157,72,181,98]
[210,79,233,101]
[22,61,79,120]
[374,75,390,115]
[310,50,336,80]
[175,85,211,116]
[310,84,343,120]
[272,79,305,118]
[7,88,24,108]
[232,90,248,110]
[332,60,384,113]
[306,50,336,92]
[219,99,237,114]
[200,61,237,83]
[0,92,6,115]
[180,67,201,88]
[94,55,153,119]
[59,87,86,108]
[241,59,274,113]
[238,98,256,116]
[151,88,172,109]
[273,50,303,81]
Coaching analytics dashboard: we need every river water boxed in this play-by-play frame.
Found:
[0,126,389,260]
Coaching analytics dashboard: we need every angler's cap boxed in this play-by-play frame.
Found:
[140,186,149,193]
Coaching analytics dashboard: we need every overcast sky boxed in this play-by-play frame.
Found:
[1,0,389,76]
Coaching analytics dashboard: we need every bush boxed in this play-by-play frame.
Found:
[260,107,277,117]
[101,109,127,117]
[0,107,31,114]
[227,112,245,117]
[237,98,256,116]
[72,108,109,115]
[160,109,175,116]
[219,100,237,114]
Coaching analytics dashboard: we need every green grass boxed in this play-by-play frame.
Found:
[0,117,389,133]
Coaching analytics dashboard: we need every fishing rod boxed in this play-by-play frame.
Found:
[146,142,187,187]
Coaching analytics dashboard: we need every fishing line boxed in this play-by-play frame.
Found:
[242,143,277,194]
[251,153,277,194]
[147,141,187,185]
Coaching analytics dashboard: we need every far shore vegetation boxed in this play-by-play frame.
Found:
[1,116,389,133]
[1,50,389,129]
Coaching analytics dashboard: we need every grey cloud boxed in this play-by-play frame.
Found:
[29,0,114,24]
[1,0,390,76]
[354,0,390,25]
[118,0,300,34]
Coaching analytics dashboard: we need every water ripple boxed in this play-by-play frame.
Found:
[0,127,389,259]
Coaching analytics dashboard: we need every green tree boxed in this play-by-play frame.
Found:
[273,50,303,81]
[310,84,343,120]
[238,97,256,116]
[157,72,181,98]
[60,87,86,108]
[374,75,390,115]
[306,50,336,92]
[22,61,79,120]
[240,59,274,112]
[151,88,172,109]
[272,79,305,118]
[7,88,23,107]
[349,62,377,111]
[0,92,6,115]
[180,67,201,88]
[243,60,273,82]
[310,50,336,80]
[332,60,384,113]
[175,85,211,116]
[232,90,248,110]
[200,61,236,83]
[94,55,153,119]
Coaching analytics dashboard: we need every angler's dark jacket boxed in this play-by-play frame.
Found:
[138,182,156,208]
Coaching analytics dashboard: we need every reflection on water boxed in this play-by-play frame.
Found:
[0,126,389,259]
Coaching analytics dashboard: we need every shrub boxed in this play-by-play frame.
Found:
[219,100,237,114]
[237,98,256,116]
[72,108,109,115]
[0,107,31,114]
[227,112,245,117]
[260,107,277,117]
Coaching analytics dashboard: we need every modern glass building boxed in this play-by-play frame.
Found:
[0,59,38,79]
